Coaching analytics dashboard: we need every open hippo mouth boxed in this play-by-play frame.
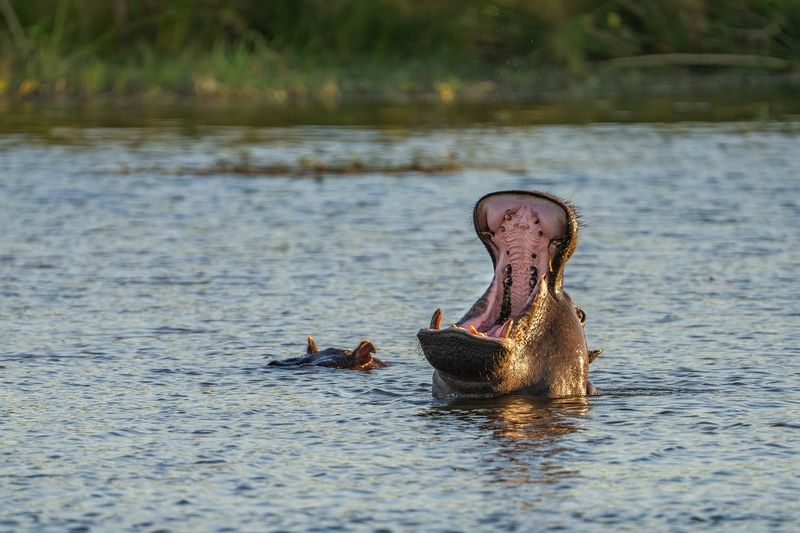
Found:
[418,190,591,398]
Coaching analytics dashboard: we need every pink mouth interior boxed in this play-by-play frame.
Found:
[458,194,567,338]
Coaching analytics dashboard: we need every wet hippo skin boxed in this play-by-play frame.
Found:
[418,190,602,398]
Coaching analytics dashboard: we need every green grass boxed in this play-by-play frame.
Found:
[1,0,799,103]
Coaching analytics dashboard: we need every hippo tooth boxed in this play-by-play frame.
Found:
[468,325,487,337]
[430,308,443,330]
[500,319,514,338]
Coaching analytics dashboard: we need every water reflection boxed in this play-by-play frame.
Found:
[3,94,800,136]
[427,395,590,486]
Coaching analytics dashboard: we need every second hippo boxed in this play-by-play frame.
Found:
[268,336,387,370]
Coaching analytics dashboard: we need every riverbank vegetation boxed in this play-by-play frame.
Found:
[1,0,799,105]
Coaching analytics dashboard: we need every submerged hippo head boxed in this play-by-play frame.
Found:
[417,190,599,398]
[269,336,387,370]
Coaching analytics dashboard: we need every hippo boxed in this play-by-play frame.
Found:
[417,190,602,398]
[268,336,387,370]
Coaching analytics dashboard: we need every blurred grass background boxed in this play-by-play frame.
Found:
[1,0,799,104]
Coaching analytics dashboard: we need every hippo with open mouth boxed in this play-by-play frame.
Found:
[269,336,387,370]
[417,190,602,398]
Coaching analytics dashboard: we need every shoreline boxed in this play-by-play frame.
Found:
[2,67,800,134]
[2,63,799,107]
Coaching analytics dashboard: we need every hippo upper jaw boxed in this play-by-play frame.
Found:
[417,190,590,399]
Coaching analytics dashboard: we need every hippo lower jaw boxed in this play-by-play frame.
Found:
[417,190,592,399]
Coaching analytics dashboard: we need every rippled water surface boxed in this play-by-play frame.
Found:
[1,118,799,531]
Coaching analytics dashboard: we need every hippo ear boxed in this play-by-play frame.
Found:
[306,335,320,354]
[575,306,586,325]
[352,340,376,364]
[588,348,603,364]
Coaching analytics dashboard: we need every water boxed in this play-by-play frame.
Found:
[1,117,799,531]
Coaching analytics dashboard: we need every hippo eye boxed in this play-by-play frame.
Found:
[575,306,586,324]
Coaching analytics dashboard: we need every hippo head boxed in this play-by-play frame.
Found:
[307,337,385,370]
[417,190,594,398]
[269,337,387,370]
